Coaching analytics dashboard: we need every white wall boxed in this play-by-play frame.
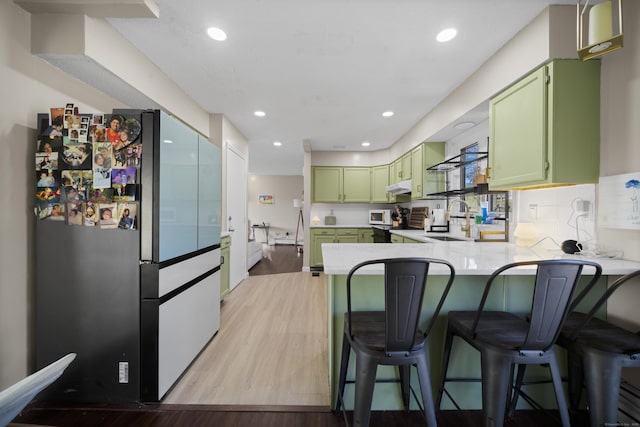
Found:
[0,1,127,389]
[247,175,303,243]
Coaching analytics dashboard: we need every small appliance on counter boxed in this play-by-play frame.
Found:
[369,209,392,225]
[424,206,449,232]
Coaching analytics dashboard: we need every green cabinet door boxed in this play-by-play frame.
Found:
[400,152,412,180]
[412,142,445,199]
[312,167,343,202]
[342,167,371,203]
[390,234,404,244]
[336,228,359,243]
[370,165,390,203]
[220,235,231,300]
[490,66,547,188]
[411,144,424,198]
[489,60,600,190]
[311,229,336,267]
[358,227,374,243]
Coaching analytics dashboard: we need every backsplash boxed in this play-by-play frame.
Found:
[515,184,597,251]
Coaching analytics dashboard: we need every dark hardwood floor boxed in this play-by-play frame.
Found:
[248,243,303,276]
[12,403,590,427]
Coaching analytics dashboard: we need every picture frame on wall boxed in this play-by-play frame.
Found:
[258,194,274,205]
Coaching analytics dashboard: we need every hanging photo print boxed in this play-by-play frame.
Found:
[61,142,91,169]
[117,202,137,230]
[99,202,118,229]
[83,202,98,226]
[92,142,112,188]
[66,201,83,225]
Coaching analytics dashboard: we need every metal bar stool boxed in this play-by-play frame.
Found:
[512,269,640,427]
[335,257,456,427]
[436,259,602,427]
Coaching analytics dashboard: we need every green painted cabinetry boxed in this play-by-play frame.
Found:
[311,228,370,266]
[371,165,392,203]
[342,168,371,202]
[390,234,404,244]
[220,235,231,300]
[411,141,445,199]
[312,167,343,202]
[358,228,374,243]
[489,59,600,190]
[312,167,370,203]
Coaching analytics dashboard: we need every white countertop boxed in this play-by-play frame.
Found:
[321,242,640,276]
[310,224,371,228]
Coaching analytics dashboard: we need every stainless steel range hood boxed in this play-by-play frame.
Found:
[385,179,412,195]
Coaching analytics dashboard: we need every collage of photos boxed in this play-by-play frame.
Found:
[35,104,142,230]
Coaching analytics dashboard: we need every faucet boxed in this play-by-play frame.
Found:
[446,199,472,238]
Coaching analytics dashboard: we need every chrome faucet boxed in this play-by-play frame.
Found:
[446,199,472,238]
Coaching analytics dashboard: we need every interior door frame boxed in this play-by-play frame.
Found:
[225,143,248,290]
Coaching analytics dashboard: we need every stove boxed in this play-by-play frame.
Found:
[371,225,411,243]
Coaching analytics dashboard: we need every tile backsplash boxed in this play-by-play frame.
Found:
[515,184,596,250]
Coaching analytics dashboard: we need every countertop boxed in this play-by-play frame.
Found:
[310,224,371,228]
[321,242,640,276]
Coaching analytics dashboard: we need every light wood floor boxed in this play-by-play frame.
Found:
[163,271,330,407]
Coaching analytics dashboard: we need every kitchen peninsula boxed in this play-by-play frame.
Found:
[322,241,640,411]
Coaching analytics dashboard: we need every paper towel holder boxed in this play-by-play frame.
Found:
[577,0,624,61]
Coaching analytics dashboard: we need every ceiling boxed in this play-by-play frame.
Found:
[27,0,579,175]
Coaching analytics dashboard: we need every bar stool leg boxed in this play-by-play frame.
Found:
[436,326,455,409]
[336,331,351,412]
[583,349,623,427]
[353,352,377,427]
[415,354,438,427]
[481,348,512,427]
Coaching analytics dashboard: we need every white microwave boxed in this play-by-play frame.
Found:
[369,209,392,225]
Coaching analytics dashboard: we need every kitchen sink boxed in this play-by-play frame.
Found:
[426,235,465,242]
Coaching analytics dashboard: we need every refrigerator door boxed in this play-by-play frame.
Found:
[35,221,141,402]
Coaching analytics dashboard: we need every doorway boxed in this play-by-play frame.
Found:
[225,145,247,290]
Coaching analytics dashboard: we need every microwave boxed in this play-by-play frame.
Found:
[369,209,392,225]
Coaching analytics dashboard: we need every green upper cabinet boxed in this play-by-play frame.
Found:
[371,164,391,203]
[411,141,445,199]
[343,167,371,202]
[489,59,600,190]
[400,152,412,181]
[312,167,342,202]
[312,166,370,203]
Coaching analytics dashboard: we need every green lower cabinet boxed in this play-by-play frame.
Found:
[390,234,404,244]
[311,228,371,267]
[358,228,374,243]
[220,235,231,300]
[335,228,358,243]
[311,229,336,267]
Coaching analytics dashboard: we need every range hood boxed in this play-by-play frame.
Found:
[385,179,412,195]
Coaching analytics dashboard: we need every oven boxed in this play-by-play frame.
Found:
[372,226,391,243]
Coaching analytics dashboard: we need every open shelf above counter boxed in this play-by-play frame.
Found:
[424,151,492,199]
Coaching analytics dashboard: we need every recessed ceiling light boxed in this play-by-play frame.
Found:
[436,28,457,42]
[453,121,475,130]
[361,141,371,147]
[273,141,282,147]
[207,27,227,41]
[254,110,266,117]
[382,111,394,117]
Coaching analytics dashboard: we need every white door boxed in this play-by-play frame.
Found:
[226,145,247,290]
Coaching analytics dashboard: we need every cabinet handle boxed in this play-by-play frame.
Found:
[221,255,225,265]
[485,167,491,179]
